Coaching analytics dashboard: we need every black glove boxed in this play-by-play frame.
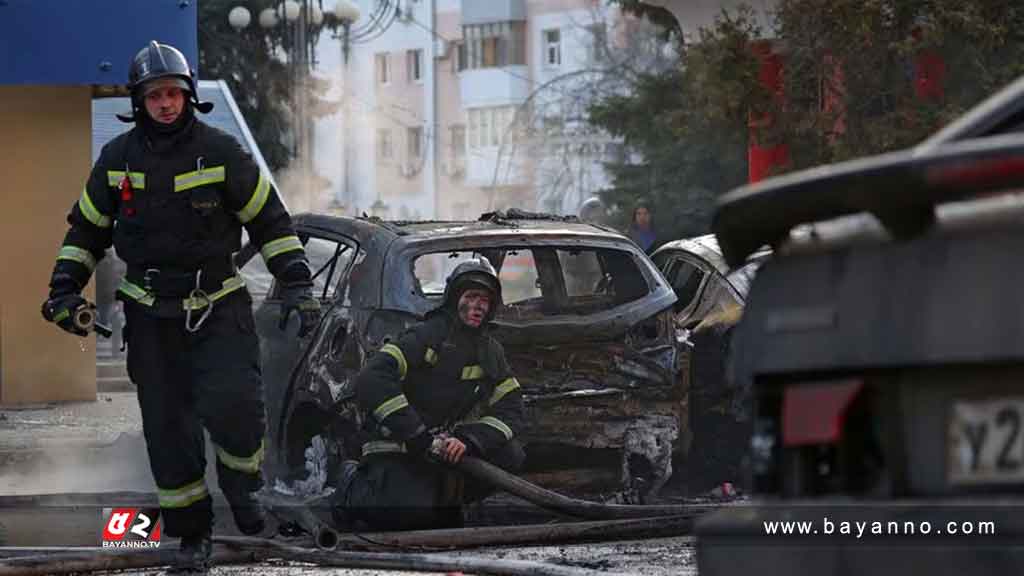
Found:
[279,281,321,337]
[41,293,90,337]
[405,430,438,460]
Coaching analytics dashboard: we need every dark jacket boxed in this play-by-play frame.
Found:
[355,312,525,458]
[50,119,307,310]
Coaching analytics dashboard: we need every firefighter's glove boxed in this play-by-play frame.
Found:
[406,430,442,461]
[41,294,90,337]
[279,282,320,337]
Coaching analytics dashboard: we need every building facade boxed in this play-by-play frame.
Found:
[329,0,623,221]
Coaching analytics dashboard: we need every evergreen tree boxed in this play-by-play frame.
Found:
[198,0,340,172]
[592,0,1024,242]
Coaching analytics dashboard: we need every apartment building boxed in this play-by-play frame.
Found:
[327,0,622,220]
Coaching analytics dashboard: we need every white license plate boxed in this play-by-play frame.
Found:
[949,398,1024,485]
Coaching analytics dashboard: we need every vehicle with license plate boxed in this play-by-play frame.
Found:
[697,75,1024,575]
[236,210,697,500]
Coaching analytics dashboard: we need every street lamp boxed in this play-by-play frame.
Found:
[335,0,360,215]
[229,1,332,210]
[228,6,251,31]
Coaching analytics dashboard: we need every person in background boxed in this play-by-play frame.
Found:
[628,200,658,254]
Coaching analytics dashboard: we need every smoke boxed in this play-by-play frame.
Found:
[275,158,338,215]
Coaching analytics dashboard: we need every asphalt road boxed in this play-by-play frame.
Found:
[0,393,699,575]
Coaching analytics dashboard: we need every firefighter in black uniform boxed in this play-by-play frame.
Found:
[40,42,320,573]
[330,257,526,531]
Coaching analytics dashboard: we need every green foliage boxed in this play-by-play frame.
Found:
[592,0,1024,243]
[780,0,1024,167]
[198,0,339,171]
[591,8,767,241]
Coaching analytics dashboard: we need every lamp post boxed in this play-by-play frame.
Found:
[229,1,330,209]
[335,0,360,214]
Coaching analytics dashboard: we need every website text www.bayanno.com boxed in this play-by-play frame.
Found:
[764,517,996,539]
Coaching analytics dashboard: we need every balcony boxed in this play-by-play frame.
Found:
[459,66,530,108]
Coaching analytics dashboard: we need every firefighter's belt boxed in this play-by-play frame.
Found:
[118,274,246,316]
[126,260,236,298]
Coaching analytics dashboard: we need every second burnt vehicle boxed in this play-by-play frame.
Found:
[238,210,692,500]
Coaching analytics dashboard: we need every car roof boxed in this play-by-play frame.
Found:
[655,234,771,274]
[294,210,630,247]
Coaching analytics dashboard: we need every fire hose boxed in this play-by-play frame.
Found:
[71,304,112,338]
[263,454,714,552]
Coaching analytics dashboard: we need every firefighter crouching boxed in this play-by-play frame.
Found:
[40,41,320,573]
[330,257,526,531]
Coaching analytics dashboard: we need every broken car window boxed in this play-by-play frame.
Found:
[305,237,355,300]
[412,246,649,319]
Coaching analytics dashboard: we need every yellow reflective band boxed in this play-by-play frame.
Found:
[174,165,226,193]
[107,171,146,189]
[157,478,208,509]
[53,309,70,323]
[373,394,409,422]
[461,365,484,380]
[78,188,112,228]
[489,377,521,406]
[117,275,246,309]
[183,275,247,310]
[215,440,265,474]
[477,416,514,440]
[380,343,408,380]
[362,440,406,457]
[117,279,156,306]
[260,235,303,262]
[56,245,97,273]
[424,347,438,365]
[237,174,271,223]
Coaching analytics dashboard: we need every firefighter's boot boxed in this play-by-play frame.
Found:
[170,530,212,574]
[229,491,268,536]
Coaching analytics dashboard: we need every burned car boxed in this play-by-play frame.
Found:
[651,236,770,489]
[238,210,687,498]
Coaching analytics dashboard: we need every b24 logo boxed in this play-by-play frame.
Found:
[101,507,161,548]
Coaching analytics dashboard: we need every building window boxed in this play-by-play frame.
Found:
[454,41,467,72]
[450,124,466,158]
[544,29,561,67]
[468,110,476,148]
[377,128,393,160]
[467,106,517,150]
[587,23,606,62]
[406,49,423,82]
[407,126,423,159]
[463,22,526,70]
[375,53,391,85]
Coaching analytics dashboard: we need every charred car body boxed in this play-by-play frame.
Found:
[699,76,1024,574]
[238,210,688,499]
[651,235,769,488]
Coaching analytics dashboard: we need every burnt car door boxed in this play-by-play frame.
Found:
[652,249,745,331]
[236,228,359,476]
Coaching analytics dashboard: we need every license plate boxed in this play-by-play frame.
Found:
[949,398,1024,485]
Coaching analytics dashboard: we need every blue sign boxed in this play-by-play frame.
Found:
[0,0,197,85]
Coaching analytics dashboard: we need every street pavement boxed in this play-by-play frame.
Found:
[0,392,697,575]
